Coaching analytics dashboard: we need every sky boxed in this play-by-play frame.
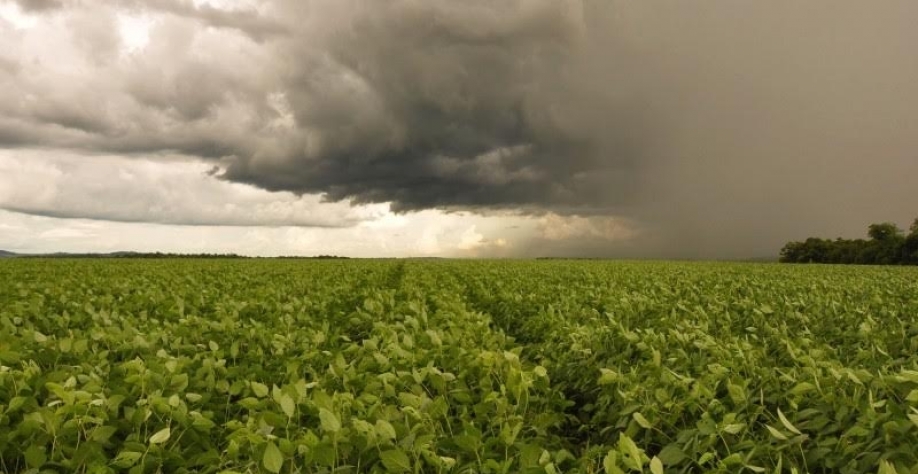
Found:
[1,0,916,258]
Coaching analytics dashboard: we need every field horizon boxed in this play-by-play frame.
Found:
[0,249,782,263]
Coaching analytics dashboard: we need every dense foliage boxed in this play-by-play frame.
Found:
[1,259,917,473]
[780,219,918,265]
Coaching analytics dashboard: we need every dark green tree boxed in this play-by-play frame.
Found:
[904,219,918,264]
[865,223,904,264]
[867,222,902,242]
[781,219,916,265]
[779,241,805,263]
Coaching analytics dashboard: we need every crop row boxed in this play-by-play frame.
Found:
[1,260,917,473]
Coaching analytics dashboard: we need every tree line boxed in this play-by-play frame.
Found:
[780,218,918,265]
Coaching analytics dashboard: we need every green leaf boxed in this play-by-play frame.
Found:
[898,370,918,384]
[439,456,456,469]
[766,425,788,441]
[633,412,651,429]
[879,460,899,474]
[113,451,143,468]
[908,413,918,428]
[656,445,687,465]
[618,434,644,471]
[251,381,269,398]
[263,442,283,473]
[650,456,664,474]
[7,396,28,413]
[777,409,802,435]
[0,350,21,364]
[24,445,46,468]
[91,425,119,442]
[237,397,261,409]
[727,382,746,404]
[603,451,624,474]
[906,390,918,403]
[789,382,816,396]
[192,413,216,430]
[598,368,618,385]
[149,426,171,445]
[279,393,295,418]
[319,408,341,433]
[375,419,397,440]
[380,449,411,473]
[722,453,744,466]
[723,423,745,435]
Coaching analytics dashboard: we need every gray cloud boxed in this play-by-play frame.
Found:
[0,7,274,157]
[0,151,380,227]
[218,0,646,215]
[122,0,288,41]
[2,0,917,257]
[14,0,62,12]
[0,55,18,74]
[11,0,285,39]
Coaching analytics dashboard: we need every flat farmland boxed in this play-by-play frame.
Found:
[1,259,917,474]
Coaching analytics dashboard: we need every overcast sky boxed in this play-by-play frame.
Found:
[1,0,916,258]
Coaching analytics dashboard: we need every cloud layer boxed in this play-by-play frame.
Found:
[0,0,641,213]
[0,150,384,227]
[2,0,917,257]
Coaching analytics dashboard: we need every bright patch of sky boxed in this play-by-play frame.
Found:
[117,13,154,53]
[0,2,37,29]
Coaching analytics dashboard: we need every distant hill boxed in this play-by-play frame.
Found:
[0,250,18,258]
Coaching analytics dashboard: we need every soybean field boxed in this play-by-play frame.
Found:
[1,259,918,474]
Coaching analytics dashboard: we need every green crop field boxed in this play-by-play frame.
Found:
[1,259,917,474]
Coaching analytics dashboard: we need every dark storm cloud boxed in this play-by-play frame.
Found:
[2,0,918,256]
[219,0,645,214]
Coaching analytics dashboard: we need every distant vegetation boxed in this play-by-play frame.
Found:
[780,218,918,264]
[277,255,350,259]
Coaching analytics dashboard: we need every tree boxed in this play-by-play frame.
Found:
[863,222,904,264]
[904,219,918,264]
[867,222,902,242]
[779,241,805,263]
[779,218,917,265]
